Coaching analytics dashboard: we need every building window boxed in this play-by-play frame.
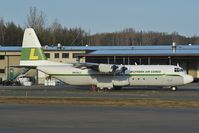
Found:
[73,53,81,58]
[45,53,50,58]
[54,53,59,58]
[0,69,5,73]
[62,53,69,58]
[0,55,5,60]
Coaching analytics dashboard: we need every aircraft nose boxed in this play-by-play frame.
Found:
[184,75,194,84]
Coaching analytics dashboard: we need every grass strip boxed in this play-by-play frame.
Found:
[0,96,199,108]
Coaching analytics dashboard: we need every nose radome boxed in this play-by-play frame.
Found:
[184,75,194,84]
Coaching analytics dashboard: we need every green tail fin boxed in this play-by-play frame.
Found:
[20,28,46,61]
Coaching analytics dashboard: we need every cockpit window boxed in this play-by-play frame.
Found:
[174,68,183,72]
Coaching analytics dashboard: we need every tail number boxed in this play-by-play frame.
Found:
[29,48,39,60]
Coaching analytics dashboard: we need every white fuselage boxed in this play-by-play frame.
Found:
[37,64,193,88]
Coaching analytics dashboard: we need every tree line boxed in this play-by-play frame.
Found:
[88,28,199,46]
[0,7,199,46]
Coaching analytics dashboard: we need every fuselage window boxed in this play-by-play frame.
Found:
[155,78,157,80]
[143,78,145,80]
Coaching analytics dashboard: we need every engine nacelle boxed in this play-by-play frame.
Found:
[98,64,113,73]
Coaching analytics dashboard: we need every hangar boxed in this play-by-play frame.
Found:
[0,44,199,84]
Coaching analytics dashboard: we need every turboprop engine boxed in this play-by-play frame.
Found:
[98,64,128,74]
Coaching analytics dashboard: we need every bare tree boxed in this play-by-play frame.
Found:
[26,7,46,32]
[0,18,5,44]
[51,19,62,31]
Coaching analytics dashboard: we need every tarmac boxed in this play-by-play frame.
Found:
[0,83,199,101]
[0,104,199,133]
[0,83,199,133]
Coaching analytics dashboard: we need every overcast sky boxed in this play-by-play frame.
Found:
[0,0,199,36]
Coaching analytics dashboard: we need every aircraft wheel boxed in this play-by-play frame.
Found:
[108,87,112,90]
[171,86,178,91]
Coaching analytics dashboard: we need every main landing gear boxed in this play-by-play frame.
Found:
[91,85,107,92]
[91,85,113,92]
[91,85,123,92]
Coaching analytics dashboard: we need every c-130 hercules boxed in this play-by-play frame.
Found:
[20,28,193,91]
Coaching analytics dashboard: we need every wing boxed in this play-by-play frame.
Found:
[73,62,99,71]
[73,62,130,74]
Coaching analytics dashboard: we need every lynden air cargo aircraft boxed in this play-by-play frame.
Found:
[20,28,193,91]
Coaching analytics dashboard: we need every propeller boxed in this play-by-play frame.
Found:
[120,66,128,73]
[111,65,119,72]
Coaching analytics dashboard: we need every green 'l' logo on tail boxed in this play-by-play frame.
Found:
[21,48,47,61]
[29,48,39,60]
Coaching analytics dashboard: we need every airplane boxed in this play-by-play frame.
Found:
[20,28,194,91]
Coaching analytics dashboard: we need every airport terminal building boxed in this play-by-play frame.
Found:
[0,44,199,84]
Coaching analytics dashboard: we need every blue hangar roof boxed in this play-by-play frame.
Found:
[0,46,22,51]
[80,45,199,56]
[0,45,199,56]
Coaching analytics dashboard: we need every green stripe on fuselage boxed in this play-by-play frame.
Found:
[49,73,182,77]
[21,48,46,60]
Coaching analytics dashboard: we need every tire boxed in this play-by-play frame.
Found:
[171,86,178,91]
